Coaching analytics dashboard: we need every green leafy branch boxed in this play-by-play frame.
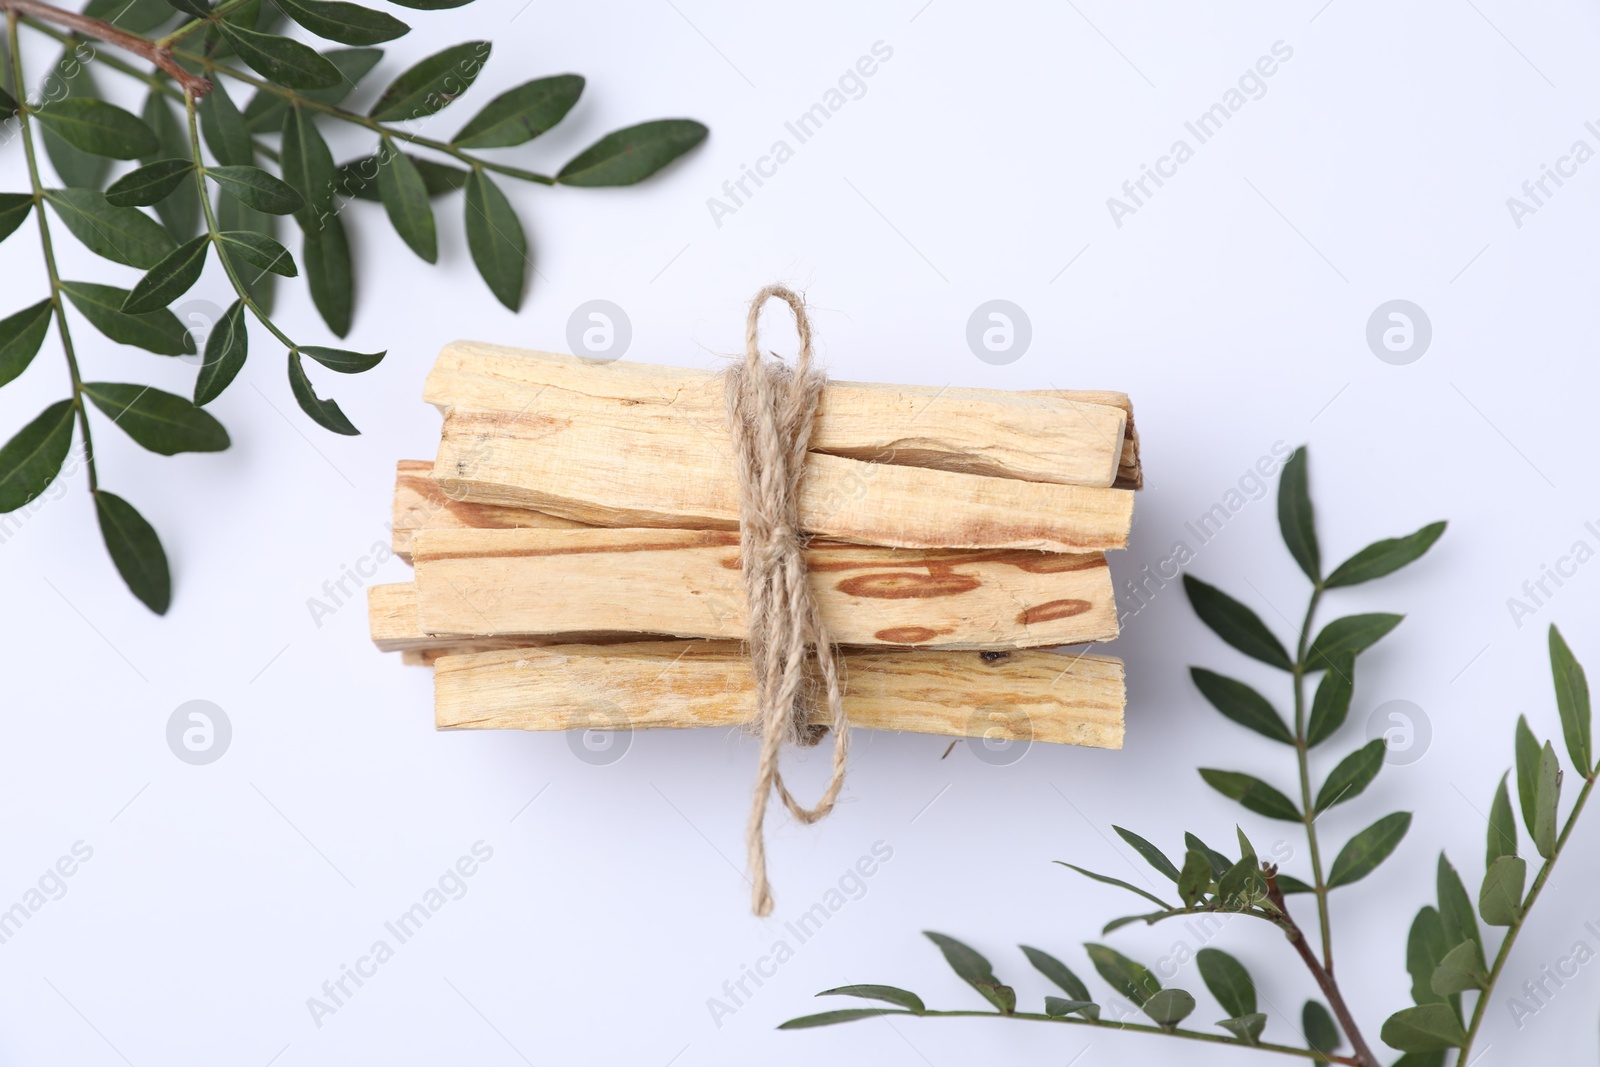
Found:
[0,0,706,612]
[782,446,1596,1067]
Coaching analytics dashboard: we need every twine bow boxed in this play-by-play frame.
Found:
[725,285,850,917]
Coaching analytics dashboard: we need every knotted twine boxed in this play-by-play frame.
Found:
[725,285,850,917]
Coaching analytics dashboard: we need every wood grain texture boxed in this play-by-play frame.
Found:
[392,459,585,560]
[425,340,1133,487]
[432,414,1131,552]
[410,527,1117,649]
[423,341,1134,552]
[433,641,1125,749]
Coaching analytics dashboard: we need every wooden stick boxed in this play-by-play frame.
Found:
[393,459,585,560]
[425,341,1133,487]
[434,416,1131,553]
[410,527,1117,649]
[424,342,1134,553]
[433,641,1125,749]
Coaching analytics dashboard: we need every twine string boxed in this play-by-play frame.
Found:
[725,284,850,917]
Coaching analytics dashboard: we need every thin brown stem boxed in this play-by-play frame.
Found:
[1265,869,1378,1067]
[0,0,211,95]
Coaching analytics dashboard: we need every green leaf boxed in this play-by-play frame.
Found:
[272,0,409,44]
[369,41,490,121]
[1478,856,1526,927]
[1302,1000,1340,1054]
[463,168,525,310]
[1057,862,1173,909]
[1306,656,1354,747]
[336,152,466,201]
[288,350,358,434]
[296,345,383,374]
[215,189,278,312]
[106,159,194,208]
[1177,849,1211,907]
[452,73,583,148]
[1382,1004,1467,1052]
[199,80,256,167]
[922,932,1014,1013]
[0,401,75,513]
[215,230,297,276]
[1406,906,1449,1006]
[1183,575,1292,670]
[1190,668,1293,744]
[1184,833,1233,878]
[194,298,248,406]
[1314,739,1386,813]
[1326,521,1447,587]
[1391,1054,1449,1067]
[1216,854,1264,907]
[1274,873,1314,894]
[0,193,33,244]
[40,48,109,189]
[280,103,336,230]
[377,137,436,261]
[1198,769,1301,821]
[1515,715,1541,835]
[777,1008,899,1029]
[1196,947,1255,1019]
[384,0,471,9]
[1084,943,1161,1007]
[1305,613,1403,672]
[1217,1013,1267,1045]
[83,382,230,455]
[37,98,158,160]
[122,234,209,314]
[244,47,383,131]
[84,0,175,33]
[1112,826,1180,883]
[1019,945,1097,1018]
[1044,996,1098,1019]
[1276,445,1319,582]
[816,985,923,1013]
[1430,940,1486,996]
[208,165,305,214]
[1437,854,1484,974]
[60,280,193,355]
[301,211,352,336]
[141,91,200,241]
[1487,772,1517,867]
[1549,625,1592,777]
[164,0,213,18]
[46,188,175,268]
[1327,811,1410,887]
[1533,741,1560,858]
[557,118,708,186]
[95,490,170,614]
[1141,988,1194,1028]
[218,23,343,89]
[0,300,54,388]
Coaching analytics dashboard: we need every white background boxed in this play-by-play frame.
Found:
[2,0,1598,1064]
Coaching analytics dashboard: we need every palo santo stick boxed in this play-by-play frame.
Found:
[368,582,653,654]
[368,582,528,654]
[433,641,1126,750]
[433,414,1132,553]
[410,527,1117,649]
[425,340,1132,488]
[1033,389,1142,490]
[393,459,585,560]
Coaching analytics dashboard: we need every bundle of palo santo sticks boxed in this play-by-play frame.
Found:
[368,340,1141,751]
